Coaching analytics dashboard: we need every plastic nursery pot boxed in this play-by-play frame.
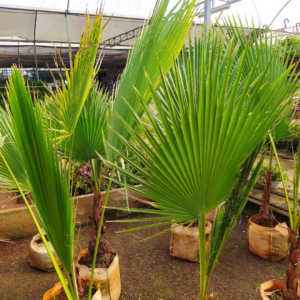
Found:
[76,249,121,300]
[43,281,102,300]
[170,220,212,262]
[260,279,283,300]
[271,181,281,190]
[246,214,289,262]
[29,232,62,272]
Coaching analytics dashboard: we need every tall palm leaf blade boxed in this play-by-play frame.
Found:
[0,106,30,191]
[107,0,196,160]
[7,68,74,273]
[106,31,297,219]
[45,13,105,140]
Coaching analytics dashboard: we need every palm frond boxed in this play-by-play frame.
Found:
[6,68,74,274]
[0,106,30,191]
[104,27,297,222]
[207,140,264,279]
[45,13,105,140]
[107,0,196,160]
[57,85,109,161]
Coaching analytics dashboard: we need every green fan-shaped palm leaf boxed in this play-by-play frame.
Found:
[106,31,297,220]
[107,0,196,161]
[103,29,298,299]
[54,85,109,161]
[0,107,30,191]
[6,68,74,275]
[45,13,105,140]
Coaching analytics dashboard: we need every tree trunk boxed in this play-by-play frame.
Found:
[88,192,110,264]
[257,170,276,227]
[282,232,300,300]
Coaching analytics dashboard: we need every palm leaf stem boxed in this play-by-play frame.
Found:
[269,143,273,171]
[294,143,300,232]
[90,159,99,192]
[66,273,78,300]
[269,133,293,229]
[64,135,80,300]
[87,167,115,300]
[199,214,207,300]
[0,150,73,299]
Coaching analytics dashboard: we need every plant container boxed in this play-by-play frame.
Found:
[246,214,289,261]
[271,181,281,190]
[43,281,102,300]
[260,279,283,300]
[29,232,62,272]
[76,249,121,300]
[170,220,212,262]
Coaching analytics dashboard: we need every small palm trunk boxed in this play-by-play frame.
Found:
[257,170,275,227]
[282,233,300,299]
[88,192,111,265]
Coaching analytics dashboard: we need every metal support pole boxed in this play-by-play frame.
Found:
[18,41,20,66]
[65,0,72,68]
[204,0,211,37]
[33,11,39,81]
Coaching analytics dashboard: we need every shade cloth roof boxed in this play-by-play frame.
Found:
[0,0,298,69]
[0,43,129,69]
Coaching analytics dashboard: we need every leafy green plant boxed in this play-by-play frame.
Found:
[42,1,196,299]
[45,3,196,299]
[104,20,298,300]
[257,165,290,183]
[277,35,300,60]
[268,131,300,297]
[107,0,196,161]
[1,11,105,300]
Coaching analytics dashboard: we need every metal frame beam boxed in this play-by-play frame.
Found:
[0,4,145,21]
[204,0,211,36]
[65,0,72,66]
[33,11,39,81]
[103,0,240,47]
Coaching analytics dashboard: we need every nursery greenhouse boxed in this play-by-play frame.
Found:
[0,0,300,299]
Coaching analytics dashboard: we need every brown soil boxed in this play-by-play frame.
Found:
[255,219,279,228]
[0,203,290,299]
[78,248,116,268]
[0,188,19,211]
[36,235,49,244]
[182,220,209,227]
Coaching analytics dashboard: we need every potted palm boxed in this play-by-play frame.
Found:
[0,0,197,299]
[45,1,195,298]
[1,9,107,298]
[103,19,298,300]
[247,121,294,262]
[259,134,300,299]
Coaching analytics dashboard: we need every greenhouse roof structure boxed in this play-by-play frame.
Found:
[0,0,298,69]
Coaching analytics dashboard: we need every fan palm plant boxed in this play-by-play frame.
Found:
[0,0,197,298]
[0,11,105,300]
[107,0,196,160]
[101,23,298,299]
[222,17,299,230]
[44,0,196,287]
[268,132,300,299]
